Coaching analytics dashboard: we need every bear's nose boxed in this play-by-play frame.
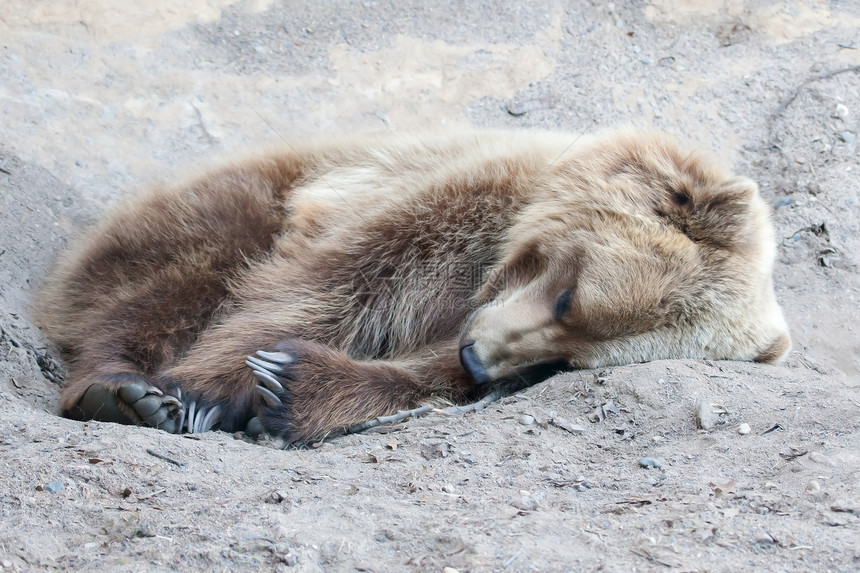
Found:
[459,340,490,384]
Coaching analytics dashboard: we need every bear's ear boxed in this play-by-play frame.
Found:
[477,240,545,302]
[681,176,760,249]
[754,331,792,363]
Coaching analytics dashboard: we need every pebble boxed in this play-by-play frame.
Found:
[737,423,751,435]
[519,415,535,426]
[639,457,663,469]
[44,480,64,493]
[266,490,288,503]
[441,484,457,494]
[1,560,12,568]
[695,401,714,431]
[806,480,821,493]
[830,499,859,514]
[754,531,775,544]
[549,413,585,434]
[833,103,849,120]
[809,452,837,467]
[512,493,539,512]
[505,99,547,116]
[443,568,460,573]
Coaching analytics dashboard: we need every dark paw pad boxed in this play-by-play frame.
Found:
[244,416,265,437]
[72,378,183,433]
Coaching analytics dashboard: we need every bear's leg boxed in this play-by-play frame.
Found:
[244,337,473,443]
[56,271,238,434]
[47,153,308,432]
[159,309,473,441]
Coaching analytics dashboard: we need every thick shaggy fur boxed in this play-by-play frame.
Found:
[37,129,791,442]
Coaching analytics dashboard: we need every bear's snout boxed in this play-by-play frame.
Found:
[459,340,490,384]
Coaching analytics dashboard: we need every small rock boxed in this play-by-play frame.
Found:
[754,531,775,544]
[830,499,859,514]
[805,181,823,196]
[737,423,751,435]
[2,560,12,568]
[281,553,298,566]
[441,484,457,494]
[833,103,849,120]
[810,452,837,467]
[505,97,553,117]
[838,131,856,149]
[443,568,460,573]
[695,401,714,430]
[511,493,539,512]
[549,414,585,434]
[519,415,535,426]
[266,490,288,503]
[44,481,64,493]
[806,480,821,493]
[639,457,662,469]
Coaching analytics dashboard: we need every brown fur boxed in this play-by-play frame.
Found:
[36,129,790,442]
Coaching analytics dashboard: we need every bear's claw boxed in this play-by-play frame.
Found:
[246,358,284,391]
[247,351,295,401]
[181,400,223,433]
[244,349,299,436]
[255,350,294,365]
[255,385,282,407]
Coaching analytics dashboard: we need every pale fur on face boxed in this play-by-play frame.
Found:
[461,129,790,381]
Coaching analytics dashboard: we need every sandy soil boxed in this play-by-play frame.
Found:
[1,1,859,571]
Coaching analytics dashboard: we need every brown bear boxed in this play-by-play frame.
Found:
[36,128,791,443]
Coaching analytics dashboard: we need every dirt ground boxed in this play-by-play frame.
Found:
[1,1,859,571]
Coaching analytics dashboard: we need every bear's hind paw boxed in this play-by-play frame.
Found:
[67,377,183,433]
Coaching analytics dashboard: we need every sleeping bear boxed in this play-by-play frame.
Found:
[36,129,791,442]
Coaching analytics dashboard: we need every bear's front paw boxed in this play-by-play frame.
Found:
[245,349,296,407]
[244,337,421,443]
[244,338,312,442]
[245,338,428,443]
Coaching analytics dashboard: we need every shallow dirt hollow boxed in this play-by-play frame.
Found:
[1,1,859,571]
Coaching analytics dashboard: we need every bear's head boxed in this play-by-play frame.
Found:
[459,130,791,384]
